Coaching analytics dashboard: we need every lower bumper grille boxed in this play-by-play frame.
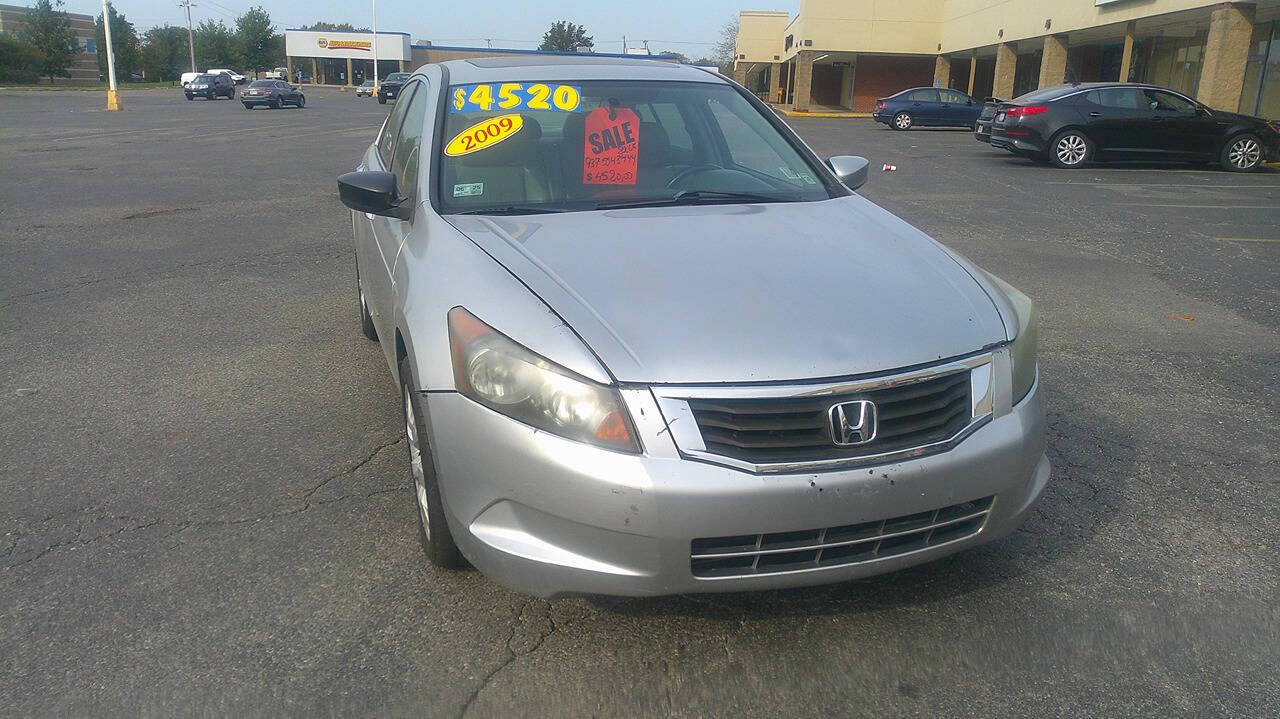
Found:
[690,496,994,578]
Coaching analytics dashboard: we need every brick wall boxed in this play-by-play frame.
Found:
[849,55,935,112]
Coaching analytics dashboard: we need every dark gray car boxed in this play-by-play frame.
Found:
[241,80,305,110]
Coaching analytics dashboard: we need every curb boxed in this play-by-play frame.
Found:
[778,110,872,119]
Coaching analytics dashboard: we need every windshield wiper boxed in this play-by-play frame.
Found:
[595,190,796,210]
[452,206,565,215]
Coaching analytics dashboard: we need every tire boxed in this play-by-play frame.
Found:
[399,357,465,569]
[1049,129,1092,168]
[1221,134,1263,172]
[295,95,305,108]
[243,103,253,110]
[270,98,281,109]
[377,95,387,105]
[185,94,193,101]
[892,112,913,130]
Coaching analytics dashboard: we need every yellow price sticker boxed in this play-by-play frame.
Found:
[444,114,525,157]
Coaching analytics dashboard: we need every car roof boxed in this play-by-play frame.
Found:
[436,55,724,85]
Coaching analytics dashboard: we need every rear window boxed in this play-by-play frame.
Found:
[248,80,274,88]
[437,79,834,214]
[1011,85,1079,104]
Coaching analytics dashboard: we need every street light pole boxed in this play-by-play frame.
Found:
[102,0,121,110]
[179,0,196,73]
[371,0,378,92]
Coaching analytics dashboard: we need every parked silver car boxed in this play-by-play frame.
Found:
[338,57,1049,598]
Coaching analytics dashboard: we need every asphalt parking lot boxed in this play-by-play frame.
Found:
[2,86,1278,717]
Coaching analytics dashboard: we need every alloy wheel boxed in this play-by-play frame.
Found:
[1228,138,1261,170]
[894,113,911,130]
[405,385,430,542]
[1056,134,1087,166]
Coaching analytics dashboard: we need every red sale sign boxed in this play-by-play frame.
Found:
[583,105,639,185]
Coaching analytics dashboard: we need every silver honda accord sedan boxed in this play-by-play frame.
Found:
[338,56,1049,598]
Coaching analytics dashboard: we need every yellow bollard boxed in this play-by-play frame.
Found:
[106,89,123,111]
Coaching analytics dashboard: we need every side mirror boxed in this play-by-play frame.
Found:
[826,155,870,191]
[338,171,410,219]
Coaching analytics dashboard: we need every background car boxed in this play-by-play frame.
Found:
[185,73,235,101]
[873,87,982,130]
[973,97,1004,143]
[990,82,1280,171]
[241,79,305,109]
[356,80,375,97]
[375,72,410,104]
[208,68,247,85]
[180,71,199,88]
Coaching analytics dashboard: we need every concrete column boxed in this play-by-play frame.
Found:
[1118,20,1137,81]
[310,58,317,84]
[1197,2,1256,111]
[1039,34,1068,88]
[770,62,783,104]
[345,57,353,85]
[286,56,293,82]
[993,42,1016,99]
[839,65,855,109]
[791,51,815,112]
[967,54,978,95]
[398,59,405,72]
[933,54,950,87]
[732,62,747,86]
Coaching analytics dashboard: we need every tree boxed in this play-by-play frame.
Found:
[711,16,738,72]
[539,21,591,52]
[297,21,369,32]
[140,25,188,82]
[235,6,279,73]
[0,36,45,83]
[20,0,76,82]
[95,4,140,79]
[193,18,236,69]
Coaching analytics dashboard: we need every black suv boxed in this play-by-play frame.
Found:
[185,73,236,101]
[376,72,411,104]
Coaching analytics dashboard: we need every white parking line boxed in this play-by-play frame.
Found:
[1213,237,1280,243]
[1046,182,1280,189]
[1116,203,1279,209]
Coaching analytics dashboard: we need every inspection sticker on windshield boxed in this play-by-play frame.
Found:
[453,182,483,197]
[583,106,639,185]
[451,83,582,113]
[445,114,524,157]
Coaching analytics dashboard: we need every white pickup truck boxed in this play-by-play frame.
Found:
[262,67,289,80]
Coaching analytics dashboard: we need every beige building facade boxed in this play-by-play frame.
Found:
[734,0,1280,118]
[0,3,99,83]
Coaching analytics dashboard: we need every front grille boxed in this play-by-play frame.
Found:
[690,496,994,578]
[687,370,972,464]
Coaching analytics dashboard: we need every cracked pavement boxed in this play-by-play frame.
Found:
[2,89,1278,717]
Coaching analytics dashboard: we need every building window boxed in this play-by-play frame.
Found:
[1240,20,1278,117]
[1142,31,1208,98]
[785,35,793,51]
[804,39,812,47]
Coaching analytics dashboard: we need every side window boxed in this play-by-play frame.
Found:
[908,89,939,102]
[943,90,970,104]
[390,82,430,199]
[1092,88,1141,109]
[1144,89,1196,112]
[377,81,419,168]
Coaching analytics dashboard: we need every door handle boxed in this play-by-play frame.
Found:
[1089,112,1102,117]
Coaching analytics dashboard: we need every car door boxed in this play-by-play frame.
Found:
[357,80,419,344]
[369,80,427,351]
[1077,87,1153,156]
[1141,88,1217,159]
[940,89,978,126]
[907,88,941,124]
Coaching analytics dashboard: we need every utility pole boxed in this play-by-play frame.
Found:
[102,0,121,109]
[370,0,378,91]
[622,35,627,53]
[179,0,196,73]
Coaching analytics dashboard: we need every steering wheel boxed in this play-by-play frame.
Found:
[665,164,723,190]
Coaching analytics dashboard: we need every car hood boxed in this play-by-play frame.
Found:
[446,195,1007,384]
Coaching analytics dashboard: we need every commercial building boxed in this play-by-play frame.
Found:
[734,1,1280,118]
[283,28,680,86]
[0,3,99,83]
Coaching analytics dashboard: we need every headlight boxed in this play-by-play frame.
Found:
[986,274,1038,404]
[448,307,639,453]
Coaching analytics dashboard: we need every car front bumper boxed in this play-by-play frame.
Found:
[425,371,1049,598]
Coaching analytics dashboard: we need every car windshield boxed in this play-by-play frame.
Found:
[438,79,835,214]
[386,73,410,82]
[193,74,215,82]
[248,80,274,88]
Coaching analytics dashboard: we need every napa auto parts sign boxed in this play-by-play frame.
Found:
[283,30,411,61]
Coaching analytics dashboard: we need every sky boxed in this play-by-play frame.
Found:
[61,0,800,57]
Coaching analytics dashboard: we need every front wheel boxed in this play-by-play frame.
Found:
[1049,129,1092,168]
[892,112,913,131]
[399,357,465,569]
[377,95,387,105]
[270,98,281,109]
[185,94,193,101]
[295,95,305,108]
[1221,134,1263,172]
[242,103,253,110]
